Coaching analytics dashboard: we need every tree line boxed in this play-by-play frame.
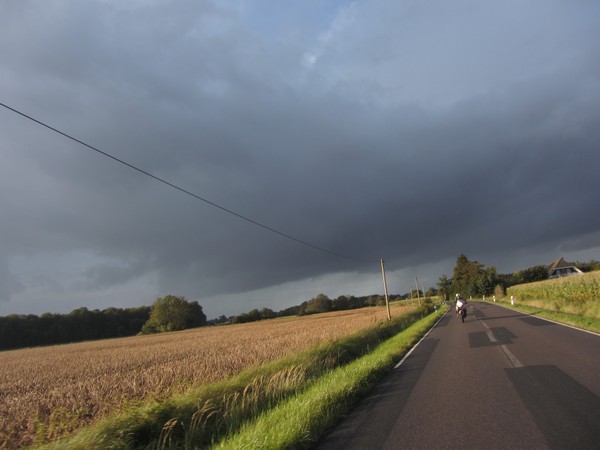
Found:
[0,306,151,350]
[436,254,600,301]
[218,293,406,325]
[0,291,395,350]
[0,295,207,351]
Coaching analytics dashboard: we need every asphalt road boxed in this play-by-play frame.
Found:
[315,302,600,449]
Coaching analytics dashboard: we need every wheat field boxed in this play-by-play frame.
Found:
[0,304,414,448]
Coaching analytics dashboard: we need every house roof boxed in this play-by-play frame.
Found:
[548,257,576,274]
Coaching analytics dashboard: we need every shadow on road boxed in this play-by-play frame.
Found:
[506,365,600,449]
[434,315,451,327]
[519,316,555,327]
[315,338,440,449]
[469,327,518,347]
[478,314,524,321]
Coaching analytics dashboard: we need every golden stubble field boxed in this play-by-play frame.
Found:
[0,303,415,448]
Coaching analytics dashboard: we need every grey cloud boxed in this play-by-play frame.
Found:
[0,260,24,303]
[1,0,599,316]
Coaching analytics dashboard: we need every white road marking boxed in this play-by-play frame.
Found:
[480,320,498,343]
[478,314,523,368]
[500,344,523,368]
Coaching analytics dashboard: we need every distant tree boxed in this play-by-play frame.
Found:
[409,289,423,299]
[332,295,350,311]
[247,309,261,322]
[0,306,151,350]
[451,254,497,297]
[208,315,230,325]
[473,266,497,296]
[231,307,276,324]
[512,265,548,284]
[259,308,276,320]
[346,295,363,309]
[425,287,439,297]
[278,304,302,317]
[452,254,476,296]
[232,312,250,324]
[141,295,206,334]
[526,265,549,282]
[302,293,332,315]
[366,295,385,306]
[577,259,600,272]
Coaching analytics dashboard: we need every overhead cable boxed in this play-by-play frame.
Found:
[0,101,372,263]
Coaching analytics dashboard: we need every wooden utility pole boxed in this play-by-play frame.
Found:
[415,277,421,307]
[380,259,391,321]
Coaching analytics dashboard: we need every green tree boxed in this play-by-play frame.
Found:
[303,293,332,315]
[577,259,600,272]
[515,265,548,284]
[451,254,497,297]
[259,308,276,319]
[246,309,261,322]
[473,266,497,296]
[141,295,206,334]
[437,274,452,301]
[451,254,474,296]
[425,287,439,297]
[409,289,423,299]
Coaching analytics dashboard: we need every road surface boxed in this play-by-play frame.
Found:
[316,301,600,449]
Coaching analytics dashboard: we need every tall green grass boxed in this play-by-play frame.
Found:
[40,305,438,450]
[214,307,446,449]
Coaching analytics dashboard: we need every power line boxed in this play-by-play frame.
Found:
[1,101,372,263]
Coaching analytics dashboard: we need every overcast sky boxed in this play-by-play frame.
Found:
[2,0,599,319]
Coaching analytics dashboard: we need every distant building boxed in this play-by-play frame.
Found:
[548,257,583,279]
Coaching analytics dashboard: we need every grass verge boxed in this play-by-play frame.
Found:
[485,299,600,334]
[38,305,440,450]
[213,306,446,449]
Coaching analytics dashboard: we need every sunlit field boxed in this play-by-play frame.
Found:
[507,270,600,318]
[0,303,414,448]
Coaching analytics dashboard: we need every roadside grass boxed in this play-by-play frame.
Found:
[39,304,440,450]
[213,306,446,449]
[486,298,600,334]
[506,271,600,320]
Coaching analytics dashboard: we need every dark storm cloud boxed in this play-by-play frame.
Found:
[1,0,599,316]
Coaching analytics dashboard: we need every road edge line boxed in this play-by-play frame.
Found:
[394,308,449,369]
[485,302,600,337]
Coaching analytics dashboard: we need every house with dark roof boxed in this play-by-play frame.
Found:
[548,257,583,279]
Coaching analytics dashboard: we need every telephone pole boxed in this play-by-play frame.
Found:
[380,259,391,321]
